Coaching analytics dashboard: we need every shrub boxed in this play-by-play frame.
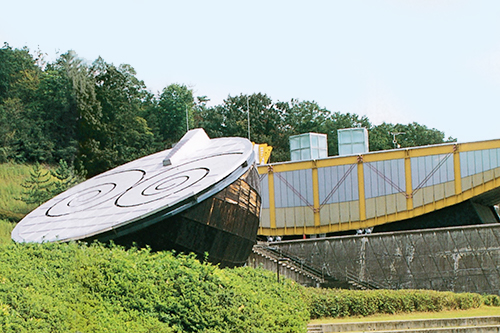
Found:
[483,294,500,306]
[304,288,487,319]
[0,242,309,333]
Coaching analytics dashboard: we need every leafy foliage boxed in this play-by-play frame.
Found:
[49,159,81,194]
[303,288,492,319]
[0,218,497,330]
[192,93,454,162]
[369,122,456,152]
[0,220,14,245]
[0,162,37,221]
[149,84,195,148]
[1,161,81,223]
[77,58,155,177]
[0,43,456,175]
[0,242,309,333]
[17,163,53,206]
[17,161,81,207]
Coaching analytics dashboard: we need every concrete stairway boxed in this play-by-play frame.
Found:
[248,243,381,289]
[307,316,500,333]
[248,244,327,287]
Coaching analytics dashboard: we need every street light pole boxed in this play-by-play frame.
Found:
[390,132,405,149]
[247,96,251,141]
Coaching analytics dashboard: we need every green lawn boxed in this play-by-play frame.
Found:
[0,162,39,220]
[0,219,14,244]
[310,306,500,324]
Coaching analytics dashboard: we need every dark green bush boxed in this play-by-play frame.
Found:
[304,288,486,319]
[0,242,309,333]
[483,294,500,306]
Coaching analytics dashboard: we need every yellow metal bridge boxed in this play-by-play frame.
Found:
[257,139,500,236]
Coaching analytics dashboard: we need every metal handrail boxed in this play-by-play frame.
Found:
[255,245,334,283]
[258,244,390,290]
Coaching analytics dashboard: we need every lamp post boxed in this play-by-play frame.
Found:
[247,96,251,141]
[390,132,405,149]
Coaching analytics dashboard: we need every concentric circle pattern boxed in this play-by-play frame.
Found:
[12,135,254,243]
[46,169,146,217]
[116,167,209,208]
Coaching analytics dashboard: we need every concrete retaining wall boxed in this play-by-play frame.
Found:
[273,223,500,295]
[307,316,500,333]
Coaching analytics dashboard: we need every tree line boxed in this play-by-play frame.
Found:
[0,43,455,178]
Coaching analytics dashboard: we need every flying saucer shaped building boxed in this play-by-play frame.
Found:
[12,129,261,267]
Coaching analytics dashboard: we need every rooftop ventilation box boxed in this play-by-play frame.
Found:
[289,132,328,161]
[338,128,369,156]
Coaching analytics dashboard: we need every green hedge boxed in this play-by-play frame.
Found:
[303,288,495,319]
[0,242,309,333]
[0,241,498,331]
[483,294,500,306]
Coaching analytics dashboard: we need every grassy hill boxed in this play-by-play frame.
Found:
[0,162,39,245]
[0,162,39,222]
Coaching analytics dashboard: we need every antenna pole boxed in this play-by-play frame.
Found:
[247,96,251,141]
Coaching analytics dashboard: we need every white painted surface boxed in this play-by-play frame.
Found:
[12,129,254,243]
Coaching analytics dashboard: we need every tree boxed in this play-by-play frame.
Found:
[76,57,154,177]
[369,122,456,151]
[148,84,194,148]
[50,159,82,195]
[368,122,396,151]
[194,93,289,162]
[192,96,225,139]
[0,46,79,164]
[0,98,24,162]
[17,161,81,208]
[34,62,78,163]
[0,43,459,173]
[0,43,39,102]
[0,44,53,163]
[18,163,54,206]
[55,51,105,176]
[282,99,330,134]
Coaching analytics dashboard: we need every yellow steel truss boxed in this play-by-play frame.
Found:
[258,139,500,236]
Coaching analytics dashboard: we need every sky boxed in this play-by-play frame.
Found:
[1,0,499,143]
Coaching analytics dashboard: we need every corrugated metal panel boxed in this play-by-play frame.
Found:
[260,174,270,209]
[364,159,405,199]
[492,148,500,169]
[475,150,483,174]
[273,169,314,208]
[320,201,360,224]
[318,164,358,204]
[411,153,454,190]
[366,193,407,218]
[260,209,271,228]
[258,138,500,236]
[276,207,314,228]
[461,148,500,178]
